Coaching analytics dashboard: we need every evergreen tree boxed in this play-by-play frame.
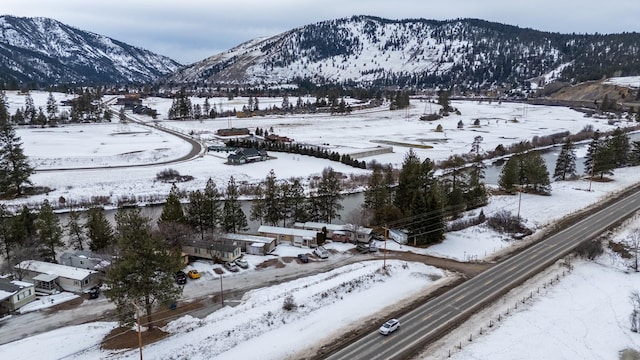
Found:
[158,184,189,248]
[584,131,602,176]
[222,176,248,233]
[608,127,630,167]
[523,152,551,194]
[119,107,127,123]
[46,92,58,122]
[24,93,36,123]
[66,209,86,251]
[317,167,344,223]
[262,170,281,226]
[440,154,468,217]
[85,207,115,252]
[202,178,222,233]
[249,184,265,225]
[104,209,183,329]
[186,189,207,239]
[158,184,185,225]
[394,149,422,213]
[467,154,488,208]
[498,156,520,193]
[411,158,445,245]
[364,165,390,224]
[0,204,13,263]
[0,98,34,197]
[553,138,577,181]
[630,140,640,166]
[284,178,308,224]
[35,200,63,262]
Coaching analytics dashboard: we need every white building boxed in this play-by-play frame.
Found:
[15,260,102,294]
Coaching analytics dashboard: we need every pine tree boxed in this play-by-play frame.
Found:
[158,184,189,248]
[104,209,182,329]
[222,176,248,233]
[394,149,422,213]
[584,131,601,176]
[467,154,488,208]
[46,92,58,121]
[608,127,630,167]
[411,158,445,245]
[24,93,36,124]
[0,204,13,263]
[440,154,468,217]
[364,165,390,224]
[35,200,63,262]
[262,170,281,225]
[523,152,551,194]
[158,184,185,225]
[553,138,577,181]
[287,179,309,224]
[185,179,222,240]
[317,167,344,223]
[85,207,115,252]
[498,156,520,193]
[0,98,34,197]
[66,209,86,251]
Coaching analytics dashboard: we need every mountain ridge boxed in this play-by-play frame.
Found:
[0,15,182,86]
[164,15,640,90]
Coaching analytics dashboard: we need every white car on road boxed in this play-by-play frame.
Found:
[378,318,400,335]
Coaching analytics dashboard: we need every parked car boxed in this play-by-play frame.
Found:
[356,243,369,253]
[314,246,329,259]
[369,241,378,252]
[297,253,309,263]
[175,271,187,285]
[379,318,400,335]
[187,269,201,279]
[235,258,249,269]
[224,262,239,272]
[87,286,100,299]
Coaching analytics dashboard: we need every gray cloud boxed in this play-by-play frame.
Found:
[3,0,639,64]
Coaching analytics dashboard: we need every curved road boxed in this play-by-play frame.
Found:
[325,188,640,360]
[35,108,205,172]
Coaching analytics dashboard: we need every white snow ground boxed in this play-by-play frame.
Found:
[0,90,639,359]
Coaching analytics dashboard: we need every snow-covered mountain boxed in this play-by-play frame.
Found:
[166,15,640,89]
[0,16,182,85]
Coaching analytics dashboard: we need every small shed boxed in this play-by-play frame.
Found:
[16,260,101,294]
[247,243,266,256]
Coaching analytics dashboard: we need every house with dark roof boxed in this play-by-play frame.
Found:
[0,278,36,315]
[227,148,269,165]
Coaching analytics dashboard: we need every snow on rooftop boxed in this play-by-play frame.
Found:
[17,260,97,281]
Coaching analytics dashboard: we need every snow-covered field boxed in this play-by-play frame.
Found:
[1,90,640,359]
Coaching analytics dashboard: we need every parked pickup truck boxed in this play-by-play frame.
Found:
[314,246,329,259]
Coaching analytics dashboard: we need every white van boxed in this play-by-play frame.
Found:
[314,246,329,259]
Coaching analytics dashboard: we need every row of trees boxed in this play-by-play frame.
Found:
[0,202,118,274]
[552,128,640,183]
[250,168,344,227]
[363,139,489,245]
[226,138,367,169]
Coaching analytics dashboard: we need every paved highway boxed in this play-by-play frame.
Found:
[326,188,640,360]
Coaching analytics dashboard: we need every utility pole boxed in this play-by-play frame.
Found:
[131,300,143,360]
[383,225,389,270]
[220,275,224,306]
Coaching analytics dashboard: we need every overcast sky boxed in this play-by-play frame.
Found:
[3,0,640,65]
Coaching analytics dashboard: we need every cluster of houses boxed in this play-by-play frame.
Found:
[0,222,374,316]
[182,222,374,264]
